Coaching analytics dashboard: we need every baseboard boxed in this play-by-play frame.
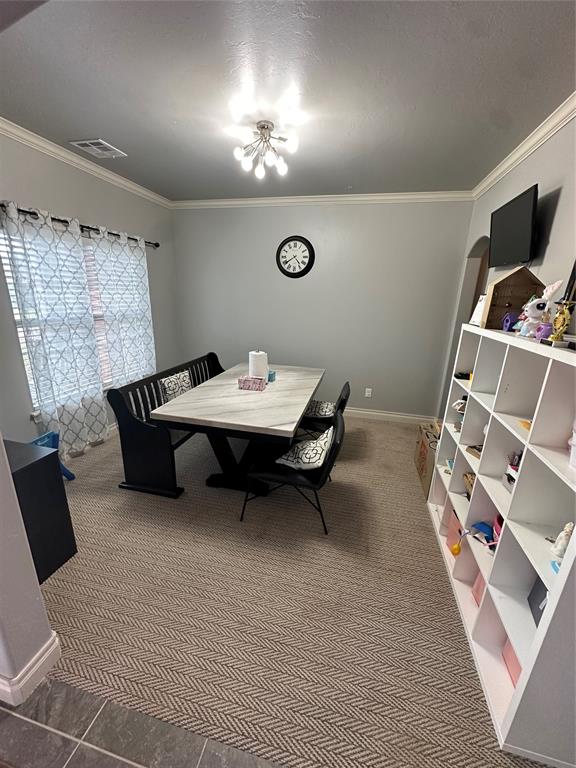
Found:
[0,631,60,706]
[346,407,436,424]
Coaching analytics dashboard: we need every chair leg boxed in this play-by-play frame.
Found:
[240,490,249,522]
[294,486,329,535]
[314,490,329,535]
[239,483,284,523]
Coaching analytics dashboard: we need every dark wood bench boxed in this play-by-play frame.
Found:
[107,353,224,498]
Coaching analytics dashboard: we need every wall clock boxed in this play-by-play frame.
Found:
[276,236,315,278]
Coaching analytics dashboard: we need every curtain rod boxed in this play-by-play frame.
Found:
[0,204,160,249]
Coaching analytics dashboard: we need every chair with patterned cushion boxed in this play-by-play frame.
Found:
[301,381,350,433]
[240,412,345,535]
[298,381,350,450]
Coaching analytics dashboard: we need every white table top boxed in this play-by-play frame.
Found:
[150,364,325,438]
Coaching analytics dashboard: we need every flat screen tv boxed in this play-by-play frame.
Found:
[489,185,538,268]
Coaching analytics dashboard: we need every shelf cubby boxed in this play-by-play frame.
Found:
[493,346,550,443]
[459,396,490,472]
[437,427,457,467]
[507,449,576,589]
[529,360,576,492]
[466,480,498,580]
[470,337,507,403]
[487,527,541,667]
[453,329,480,381]
[452,533,479,586]
[448,451,473,524]
[429,468,447,509]
[478,416,524,518]
[445,380,467,437]
[471,589,516,726]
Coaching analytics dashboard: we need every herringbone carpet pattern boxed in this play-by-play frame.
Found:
[44,419,536,768]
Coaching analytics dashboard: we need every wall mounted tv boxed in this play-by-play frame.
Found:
[488,185,538,268]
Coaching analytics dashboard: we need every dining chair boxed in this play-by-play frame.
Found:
[299,380,350,437]
[240,411,345,535]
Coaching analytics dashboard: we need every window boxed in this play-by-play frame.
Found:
[0,217,155,411]
[0,230,40,405]
[83,241,114,387]
[0,235,117,406]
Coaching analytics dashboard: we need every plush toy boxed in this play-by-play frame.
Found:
[551,522,574,562]
[517,281,563,337]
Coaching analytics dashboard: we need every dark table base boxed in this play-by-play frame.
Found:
[206,473,269,496]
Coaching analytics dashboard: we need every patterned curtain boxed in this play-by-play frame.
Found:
[88,228,156,386]
[0,202,108,456]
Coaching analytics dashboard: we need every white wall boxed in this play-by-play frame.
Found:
[0,133,178,440]
[172,201,472,417]
[467,120,575,288]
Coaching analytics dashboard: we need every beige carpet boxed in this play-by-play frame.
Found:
[44,418,536,768]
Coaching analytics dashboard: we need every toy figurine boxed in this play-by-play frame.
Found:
[550,522,574,561]
[517,281,563,338]
[549,299,576,342]
[512,298,533,332]
[502,311,519,332]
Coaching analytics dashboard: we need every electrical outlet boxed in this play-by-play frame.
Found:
[364,387,372,398]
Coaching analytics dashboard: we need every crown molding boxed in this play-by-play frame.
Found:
[2,91,575,210]
[171,190,473,209]
[0,116,171,208]
[472,90,576,200]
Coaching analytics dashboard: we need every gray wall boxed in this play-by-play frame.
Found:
[438,119,575,416]
[467,120,575,287]
[2,117,573,438]
[172,201,472,417]
[0,133,178,440]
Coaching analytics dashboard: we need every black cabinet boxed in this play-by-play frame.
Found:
[4,440,77,583]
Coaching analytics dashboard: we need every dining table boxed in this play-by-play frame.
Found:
[150,363,325,493]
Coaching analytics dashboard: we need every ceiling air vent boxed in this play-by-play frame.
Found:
[69,139,127,159]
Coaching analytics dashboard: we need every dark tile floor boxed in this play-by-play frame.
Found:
[0,681,278,768]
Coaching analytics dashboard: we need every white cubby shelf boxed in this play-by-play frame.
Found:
[428,325,576,768]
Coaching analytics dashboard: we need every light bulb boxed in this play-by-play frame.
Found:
[255,162,266,180]
[240,155,253,172]
[276,157,288,176]
[285,135,299,154]
[233,146,244,162]
[264,149,277,167]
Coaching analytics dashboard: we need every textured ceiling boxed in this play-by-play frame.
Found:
[0,1,574,200]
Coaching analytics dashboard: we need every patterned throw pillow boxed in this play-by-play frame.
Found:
[276,427,334,471]
[160,370,192,402]
[304,399,336,418]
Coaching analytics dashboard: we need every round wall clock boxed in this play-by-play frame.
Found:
[276,236,315,278]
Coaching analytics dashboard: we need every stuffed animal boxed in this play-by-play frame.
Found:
[517,281,563,337]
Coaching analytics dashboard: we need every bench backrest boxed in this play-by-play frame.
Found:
[109,352,224,423]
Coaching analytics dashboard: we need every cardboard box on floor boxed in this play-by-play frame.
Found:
[414,421,441,496]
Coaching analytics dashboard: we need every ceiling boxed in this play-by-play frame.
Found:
[0,1,574,201]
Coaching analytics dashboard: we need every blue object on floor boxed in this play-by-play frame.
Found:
[30,432,76,481]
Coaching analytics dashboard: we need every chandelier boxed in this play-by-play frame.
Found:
[233,120,295,179]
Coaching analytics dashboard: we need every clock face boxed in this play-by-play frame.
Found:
[276,236,315,278]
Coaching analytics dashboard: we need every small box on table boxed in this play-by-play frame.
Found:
[238,375,266,391]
